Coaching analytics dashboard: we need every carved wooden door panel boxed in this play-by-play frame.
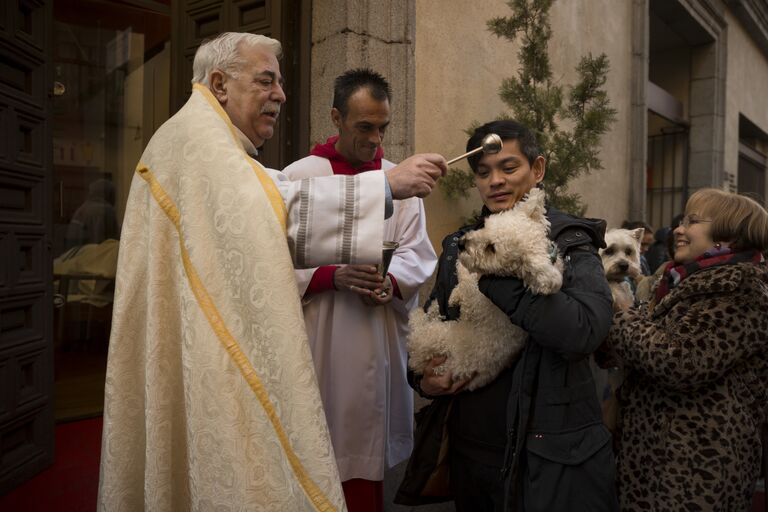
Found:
[0,0,54,494]
[172,0,309,170]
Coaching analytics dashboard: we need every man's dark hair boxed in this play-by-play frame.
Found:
[332,68,391,118]
[467,119,540,172]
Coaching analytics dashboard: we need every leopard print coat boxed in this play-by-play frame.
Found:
[609,261,768,511]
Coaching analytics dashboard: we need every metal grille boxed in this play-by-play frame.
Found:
[738,143,767,205]
[646,129,689,230]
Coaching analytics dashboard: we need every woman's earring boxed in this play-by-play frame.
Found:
[715,242,722,250]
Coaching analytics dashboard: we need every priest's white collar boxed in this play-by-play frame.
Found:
[233,126,259,157]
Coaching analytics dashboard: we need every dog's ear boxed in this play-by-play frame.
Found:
[515,187,546,219]
[630,228,644,242]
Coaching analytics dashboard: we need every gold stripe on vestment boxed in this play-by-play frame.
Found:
[136,163,336,512]
[192,83,288,233]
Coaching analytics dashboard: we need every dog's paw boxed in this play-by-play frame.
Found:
[612,292,634,312]
[525,264,563,295]
[423,301,442,321]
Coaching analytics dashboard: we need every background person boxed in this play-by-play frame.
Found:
[644,213,687,276]
[65,178,120,250]
[607,188,768,511]
[636,213,684,302]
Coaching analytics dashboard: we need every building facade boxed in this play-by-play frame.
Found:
[407,0,768,243]
[304,0,768,245]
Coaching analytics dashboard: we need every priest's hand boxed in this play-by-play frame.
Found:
[386,153,447,199]
[334,264,383,293]
[419,356,472,396]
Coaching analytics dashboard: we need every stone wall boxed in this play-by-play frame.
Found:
[724,8,768,193]
[310,0,415,163]
[308,0,768,251]
[413,0,635,247]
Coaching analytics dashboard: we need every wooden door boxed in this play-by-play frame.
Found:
[172,0,309,170]
[0,0,54,494]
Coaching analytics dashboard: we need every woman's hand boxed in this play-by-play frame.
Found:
[420,356,472,396]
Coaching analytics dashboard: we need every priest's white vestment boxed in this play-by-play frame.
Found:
[98,84,387,511]
[283,156,437,481]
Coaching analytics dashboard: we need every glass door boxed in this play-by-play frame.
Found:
[51,0,170,421]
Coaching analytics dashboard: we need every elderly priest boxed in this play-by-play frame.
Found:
[98,32,445,512]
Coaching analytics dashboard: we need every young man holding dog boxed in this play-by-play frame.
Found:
[404,120,618,511]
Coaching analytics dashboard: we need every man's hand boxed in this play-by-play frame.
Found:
[334,264,383,293]
[419,356,472,396]
[385,153,447,199]
[360,276,394,307]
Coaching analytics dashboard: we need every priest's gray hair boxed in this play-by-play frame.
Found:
[191,32,282,87]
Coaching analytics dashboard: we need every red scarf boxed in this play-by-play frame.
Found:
[655,248,765,303]
[309,135,384,175]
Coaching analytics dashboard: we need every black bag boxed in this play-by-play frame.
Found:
[393,398,454,505]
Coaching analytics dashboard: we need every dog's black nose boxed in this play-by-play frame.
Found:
[618,261,629,271]
[457,237,466,252]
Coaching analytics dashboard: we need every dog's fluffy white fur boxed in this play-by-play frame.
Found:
[408,188,564,391]
[600,228,643,311]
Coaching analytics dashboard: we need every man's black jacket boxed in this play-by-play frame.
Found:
[407,206,619,512]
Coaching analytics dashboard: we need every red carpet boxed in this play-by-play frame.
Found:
[0,417,102,512]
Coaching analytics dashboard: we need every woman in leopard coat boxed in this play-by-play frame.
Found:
[607,188,768,511]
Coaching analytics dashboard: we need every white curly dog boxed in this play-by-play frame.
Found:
[408,188,564,391]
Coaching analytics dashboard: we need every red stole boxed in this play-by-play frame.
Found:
[310,135,384,175]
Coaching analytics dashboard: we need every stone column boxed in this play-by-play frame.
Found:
[310,0,415,162]
[681,0,728,193]
[629,0,649,221]
[688,37,729,192]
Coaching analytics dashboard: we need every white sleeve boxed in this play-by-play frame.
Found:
[266,168,385,269]
[387,198,437,306]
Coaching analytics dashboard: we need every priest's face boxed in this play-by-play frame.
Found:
[219,44,286,148]
[331,88,390,168]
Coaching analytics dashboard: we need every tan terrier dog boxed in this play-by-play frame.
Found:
[595,227,643,433]
[599,228,644,311]
[408,188,563,391]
